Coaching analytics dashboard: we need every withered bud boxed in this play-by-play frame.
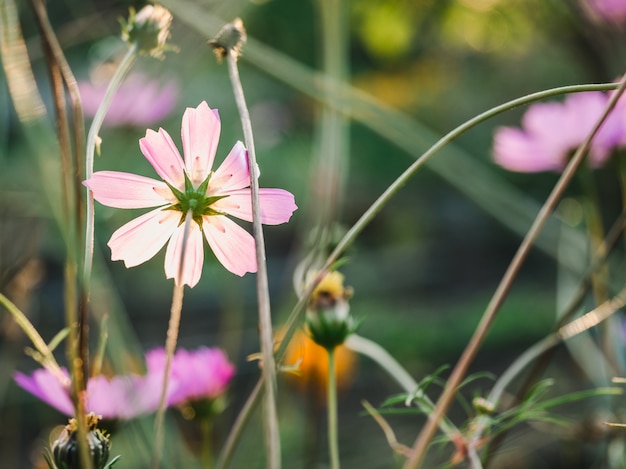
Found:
[209,18,247,62]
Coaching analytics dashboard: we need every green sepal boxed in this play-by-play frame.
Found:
[164,180,185,201]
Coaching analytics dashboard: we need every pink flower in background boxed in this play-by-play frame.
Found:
[582,0,626,23]
[84,101,297,287]
[13,367,166,420]
[79,72,178,127]
[146,347,234,405]
[493,91,625,173]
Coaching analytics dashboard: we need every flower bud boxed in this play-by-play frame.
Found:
[51,413,111,469]
[121,5,173,58]
[306,271,356,350]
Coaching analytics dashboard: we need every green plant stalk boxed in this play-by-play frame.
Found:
[404,72,626,469]
[309,0,349,253]
[226,46,281,469]
[200,416,213,467]
[83,44,137,289]
[344,334,458,438]
[327,347,340,469]
[215,376,264,469]
[0,293,67,384]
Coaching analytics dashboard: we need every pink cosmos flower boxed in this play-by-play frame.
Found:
[84,101,297,287]
[13,367,167,420]
[146,346,234,406]
[79,72,179,127]
[493,91,625,173]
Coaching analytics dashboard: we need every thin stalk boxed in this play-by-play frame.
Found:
[344,334,459,440]
[226,46,281,468]
[152,211,192,468]
[29,2,91,466]
[403,73,626,469]
[0,293,67,385]
[200,416,213,467]
[215,377,264,469]
[83,44,137,291]
[327,348,340,469]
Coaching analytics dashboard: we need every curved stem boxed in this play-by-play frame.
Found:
[344,334,458,439]
[327,348,340,469]
[215,377,264,469]
[403,72,626,469]
[83,44,137,290]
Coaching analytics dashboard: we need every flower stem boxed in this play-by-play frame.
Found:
[152,212,192,468]
[83,44,137,294]
[226,39,281,469]
[327,347,340,469]
[151,282,185,467]
[403,72,626,469]
[344,334,459,439]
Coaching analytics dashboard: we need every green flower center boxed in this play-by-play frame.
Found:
[165,171,228,228]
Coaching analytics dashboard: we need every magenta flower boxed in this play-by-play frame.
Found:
[493,91,625,173]
[84,101,297,287]
[146,346,234,406]
[13,367,166,420]
[79,72,179,127]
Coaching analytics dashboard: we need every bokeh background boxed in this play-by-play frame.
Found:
[2,0,626,467]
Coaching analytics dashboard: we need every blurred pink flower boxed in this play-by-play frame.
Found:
[84,101,297,287]
[13,367,166,420]
[146,346,234,405]
[493,91,625,173]
[582,0,626,23]
[79,72,178,127]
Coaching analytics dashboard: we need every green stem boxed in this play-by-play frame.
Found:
[215,377,264,469]
[200,416,213,467]
[226,44,281,469]
[83,44,137,292]
[344,335,458,438]
[0,293,67,385]
[327,348,340,469]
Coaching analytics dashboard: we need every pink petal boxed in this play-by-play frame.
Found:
[86,375,128,419]
[213,188,297,225]
[164,217,205,287]
[84,171,174,208]
[209,141,253,192]
[182,101,221,185]
[14,369,74,416]
[139,128,186,188]
[108,208,180,268]
[493,127,563,173]
[202,216,257,276]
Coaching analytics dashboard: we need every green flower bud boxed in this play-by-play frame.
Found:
[51,413,111,469]
[306,271,357,350]
[121,5,174,58]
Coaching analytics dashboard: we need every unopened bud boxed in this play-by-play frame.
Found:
[51,413,111,469]
[306,271,357,350]
[209,18,247,62]
[121,5,174,58]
